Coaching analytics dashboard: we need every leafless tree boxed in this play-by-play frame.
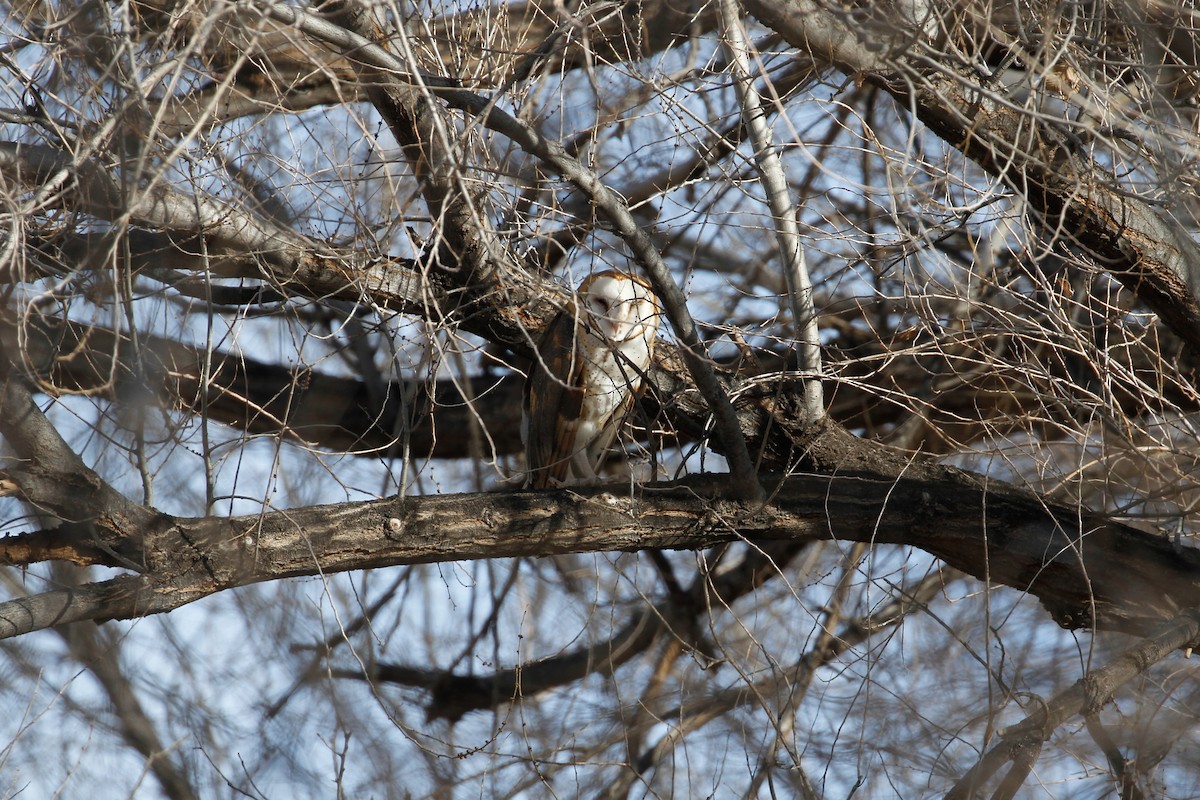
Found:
[2,0,1199,797]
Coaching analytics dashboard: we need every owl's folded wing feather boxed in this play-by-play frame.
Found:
[524,311,586,488]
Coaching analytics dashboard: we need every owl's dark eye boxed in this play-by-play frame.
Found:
[592,297,611,315]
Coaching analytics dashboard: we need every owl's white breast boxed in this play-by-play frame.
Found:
[578,325,654,431]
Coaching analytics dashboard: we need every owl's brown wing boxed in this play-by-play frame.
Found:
[524,310,586,488]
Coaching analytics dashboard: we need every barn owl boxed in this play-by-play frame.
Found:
[523,270,662,488]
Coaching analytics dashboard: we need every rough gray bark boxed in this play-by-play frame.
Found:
[2,458,1196,641]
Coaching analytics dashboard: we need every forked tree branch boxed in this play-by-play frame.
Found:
[946,609,1200,800]
[0,371,150,560]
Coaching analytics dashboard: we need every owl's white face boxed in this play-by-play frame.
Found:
[579,272,661,346]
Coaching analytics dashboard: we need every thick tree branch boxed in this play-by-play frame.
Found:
[0,470,1196,642]
[0,526,123,568]
[0,575,156,639]
[0,310,522,461]
[0,372,151,566]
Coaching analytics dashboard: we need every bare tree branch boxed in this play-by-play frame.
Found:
[0,141,433,313]
[719,0,823,418]
[947,609,1200,800]
[5,1,1200,793]
[742,0,1200,353]
[0,371,149,563]
[0,469,1194,642]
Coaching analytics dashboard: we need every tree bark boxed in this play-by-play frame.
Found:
[2,469,1195,640]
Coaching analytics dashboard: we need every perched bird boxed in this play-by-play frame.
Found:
[523,270,662,488]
